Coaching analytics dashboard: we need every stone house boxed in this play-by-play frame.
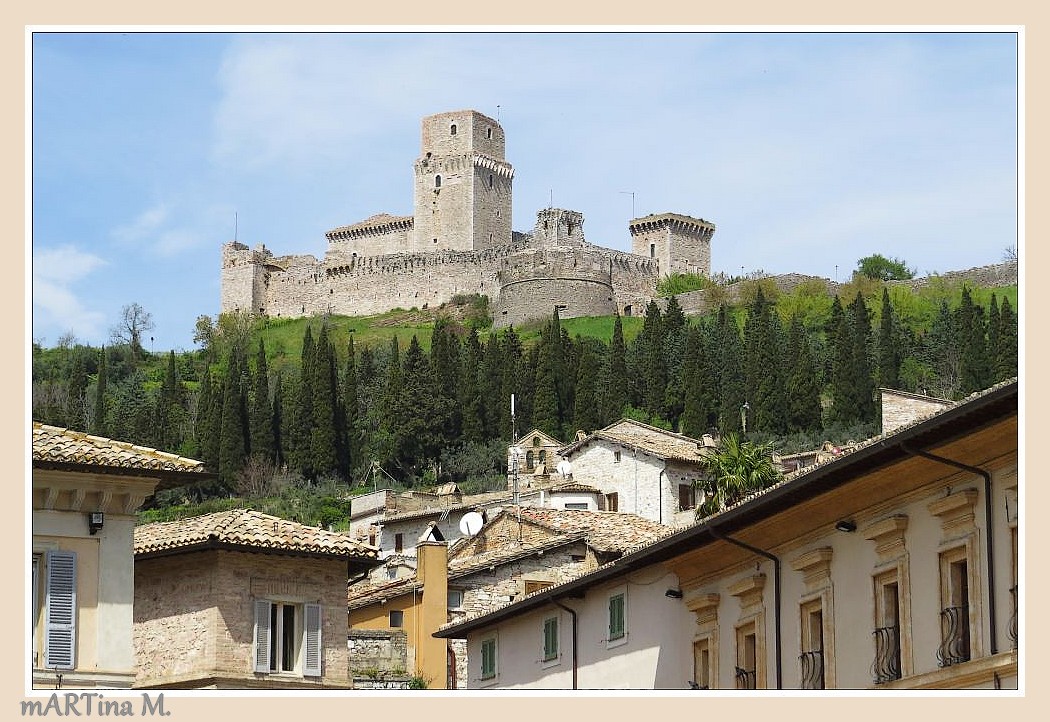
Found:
[507,428,567,488]
[435,379,1019,691]
[558,418,716,526]
[133,509,377,689]
[348,506,669,689]
[31,422,212,689]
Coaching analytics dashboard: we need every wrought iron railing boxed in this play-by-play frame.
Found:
[735,666,756,689]
[1009,585,1018,649]
[937,605,971,667]
[798,649,824,689]
[871,625,902,684]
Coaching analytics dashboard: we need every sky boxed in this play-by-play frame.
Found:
[29,30,1019,352]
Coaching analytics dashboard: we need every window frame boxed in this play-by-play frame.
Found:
[253,599,322,677]
[542,615,559,663]
[607,588,627,648]
[389,609,405,628]
[479,635,497,682]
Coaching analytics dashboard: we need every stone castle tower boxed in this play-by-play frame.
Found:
[220,109,715,327]
[413,110,513,252]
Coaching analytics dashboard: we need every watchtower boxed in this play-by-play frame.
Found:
[628,212,716,277]
[412,110,514,253]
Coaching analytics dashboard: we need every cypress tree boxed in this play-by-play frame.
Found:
[531,314,563,439]
[430,318,463,444]
[638,300,666,420]
[459,328,486,444]
[785,315,823,433]
[248,339,275,464]
[877,288,902,390]
[957,287,991,394]
[679,325,717,438]
[743,288,787,433]
[310,326,340,479]
[500,327,525,439]
[715,305,746,434]
[600,314,630,426]
[342,337,360,477]
[480,332,504,440]
[995,297,1018,381]
[217,347,248,487]
[287,327,317,479]
[987,294,1002,383]
[92,347,108,437]
[662,296,689,427]
[849,292,876,424]
[828,296,856,426]
[272,369,285,468]
[572,336,603,436]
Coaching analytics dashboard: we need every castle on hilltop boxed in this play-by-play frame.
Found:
[220,110,715,327]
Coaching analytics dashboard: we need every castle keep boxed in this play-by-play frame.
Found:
[221,110,715,327]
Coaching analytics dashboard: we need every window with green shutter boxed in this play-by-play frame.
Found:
[609,592,625,640]
[543,617,559,661]
[480,636,497,679]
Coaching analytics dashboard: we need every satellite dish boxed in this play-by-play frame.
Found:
[459,511,484,537]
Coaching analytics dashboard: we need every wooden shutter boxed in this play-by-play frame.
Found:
[253,600,272,673]
[44,550,76,670]
[303,603,322,677]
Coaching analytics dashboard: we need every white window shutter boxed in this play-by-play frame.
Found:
[44,550,76,670]
[253,600,272,673]
[303,603,322,677]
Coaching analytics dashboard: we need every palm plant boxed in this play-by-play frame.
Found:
[695,433,781,518]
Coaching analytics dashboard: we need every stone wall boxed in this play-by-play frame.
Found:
[134,549,351,688]
[348,629,408,676]
[629,212,715,277]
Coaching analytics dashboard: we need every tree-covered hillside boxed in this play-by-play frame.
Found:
[32,274,1017,510]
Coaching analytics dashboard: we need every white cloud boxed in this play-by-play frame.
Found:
[112,204,171,244]
[31,245,108,344]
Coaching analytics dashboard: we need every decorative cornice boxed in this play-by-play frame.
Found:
[863,515,910,564]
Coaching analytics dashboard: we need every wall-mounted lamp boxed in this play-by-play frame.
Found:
[665,588,684,599]
[834,520,857,533]
[88,511,105,535]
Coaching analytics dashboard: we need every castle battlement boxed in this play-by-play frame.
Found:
[219,111,714,327]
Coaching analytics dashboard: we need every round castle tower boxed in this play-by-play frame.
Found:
[493,209,617,328]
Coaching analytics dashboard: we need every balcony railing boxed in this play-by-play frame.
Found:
[1009,585,1018,650]
[871,625,902,684]
[798,649,824,689]
[937,605,971,667]
[735,666,756,690]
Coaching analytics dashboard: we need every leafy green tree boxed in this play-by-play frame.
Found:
[695,434,781,518]
[855,254,915,281]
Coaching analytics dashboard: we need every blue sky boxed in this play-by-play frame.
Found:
[30,30,1019,352]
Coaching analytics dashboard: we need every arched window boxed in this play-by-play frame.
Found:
[487,127,493,139]
[526,451,535,471]
[435,175,442,188]
[450,124,457,136]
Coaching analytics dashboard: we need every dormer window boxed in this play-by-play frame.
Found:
[450,124,457,136]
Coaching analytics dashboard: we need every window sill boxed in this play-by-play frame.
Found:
[541,656,561,670]
[606,634,628,650]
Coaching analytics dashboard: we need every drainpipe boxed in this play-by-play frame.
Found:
[702,520,782,690]
[901,443,997,655]
[549,596,578,690]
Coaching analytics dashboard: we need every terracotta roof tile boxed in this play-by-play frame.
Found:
[560,418,710,464]
[135,509,378,559]
[515,507,669,554]
[33,422,207,475]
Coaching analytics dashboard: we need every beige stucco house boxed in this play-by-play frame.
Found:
[349,506,668,688]
[436,379,1019,691]
[133,509,377,688]
[31,422,211,689]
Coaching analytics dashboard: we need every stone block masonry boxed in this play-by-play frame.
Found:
[220,109,714,329]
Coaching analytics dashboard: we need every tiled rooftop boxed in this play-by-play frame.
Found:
[33,422,208,475]
[135,508,378,559]
[515,507,668,554]
[560,418,710,464]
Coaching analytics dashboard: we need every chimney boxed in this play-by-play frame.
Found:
[414,540,449,688]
